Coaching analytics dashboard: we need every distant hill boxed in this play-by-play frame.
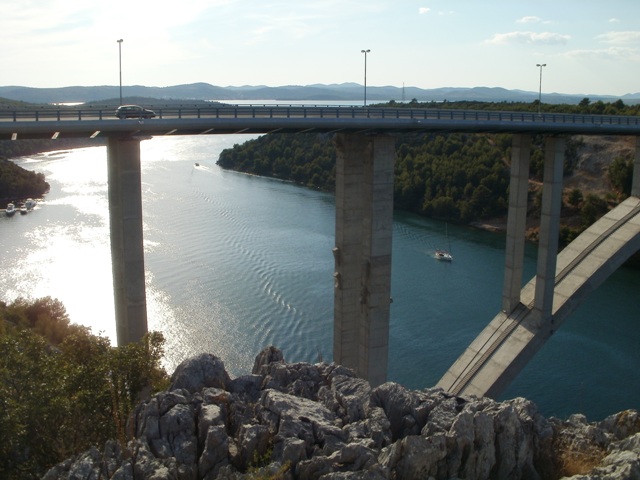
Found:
[1,82,639,105]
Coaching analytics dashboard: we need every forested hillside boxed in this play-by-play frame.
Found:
[0,157,50,203]
[217,100,637,246]
[217,132,576,222]
[0,138,106,161]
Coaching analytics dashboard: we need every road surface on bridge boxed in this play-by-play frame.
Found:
[1,105,640,140]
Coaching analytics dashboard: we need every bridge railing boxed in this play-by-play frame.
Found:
[1,105,640,128]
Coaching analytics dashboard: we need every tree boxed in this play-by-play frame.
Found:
[0,158,50,201]
[580,194,608,226]
[608,156,633,196]
[567,188,583,208]
[0,298,169,479]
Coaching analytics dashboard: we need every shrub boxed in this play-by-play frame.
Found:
[0,298,168,479]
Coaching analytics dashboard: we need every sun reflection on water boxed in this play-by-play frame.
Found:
[0,146,178,348]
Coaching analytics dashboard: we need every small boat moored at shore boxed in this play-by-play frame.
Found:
[5,203,16,217]
[25,198,36,210]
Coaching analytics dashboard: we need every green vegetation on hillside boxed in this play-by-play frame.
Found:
[0,297,169,479]
[218,133,337,191]
[217,100,637,248]
[217,131,585,225]
[387,97,640,116]
[0,157,50,203]
[0,139,106,164]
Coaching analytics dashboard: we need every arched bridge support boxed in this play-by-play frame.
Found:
[502,134,531,313]
[501,135,565,327]
[107,136,148,346]
[333,133,395,387]
[438,135,571,398]
[533,136,565,329]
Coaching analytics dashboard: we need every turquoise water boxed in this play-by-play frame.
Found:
[1,135,638,421]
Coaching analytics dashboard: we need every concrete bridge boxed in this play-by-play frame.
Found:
[437,194,640,398]
[2,105,639,393]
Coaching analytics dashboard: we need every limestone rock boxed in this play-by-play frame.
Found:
[252,345,284,375]
[370,382,430,440]
[43,346,640,480]
[170,353,231,393]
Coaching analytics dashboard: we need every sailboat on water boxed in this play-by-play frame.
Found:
[434,224,453,262]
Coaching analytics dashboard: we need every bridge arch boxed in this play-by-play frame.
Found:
[438,134,640,398]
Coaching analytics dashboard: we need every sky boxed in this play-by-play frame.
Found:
[1,0,639,96]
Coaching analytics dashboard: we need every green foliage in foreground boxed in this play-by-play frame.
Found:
[0,297,169,479]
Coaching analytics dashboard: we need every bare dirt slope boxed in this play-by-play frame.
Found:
[475,135,635,235]
[564,135,635,195]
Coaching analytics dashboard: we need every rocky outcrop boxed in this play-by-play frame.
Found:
[44,347,640,479]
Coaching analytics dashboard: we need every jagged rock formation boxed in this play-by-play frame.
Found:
[44,347,640,479]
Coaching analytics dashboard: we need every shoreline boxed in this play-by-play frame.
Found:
[469,220,507,233]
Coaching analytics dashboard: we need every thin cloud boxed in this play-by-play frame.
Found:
[608,18,621,23]
[517,16,541,24]
[486,31,570,45]
[564,46,639,61]
[596,31,640,45]
[417,7,454,16]
[245,12,326,45]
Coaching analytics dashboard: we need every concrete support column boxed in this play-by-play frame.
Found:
[632,136,640,197]
[502,134,531,313]
[107,136,148,346]
[334,133,395,387]
[533,136,565,328]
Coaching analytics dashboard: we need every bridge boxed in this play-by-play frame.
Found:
[2,105,639,393]
[437,195,640,398]
[2,104,640,138]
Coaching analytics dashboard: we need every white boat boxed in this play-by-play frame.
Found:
[434,224,453,261]
[5,203,16,217]
[435,249,453,262]
[24,198,36,210]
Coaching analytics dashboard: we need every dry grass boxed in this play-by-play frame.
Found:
[554,435,607,478]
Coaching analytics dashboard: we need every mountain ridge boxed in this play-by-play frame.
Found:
[1,82,638,105]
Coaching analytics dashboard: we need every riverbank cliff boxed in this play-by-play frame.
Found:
[44,347,640,480]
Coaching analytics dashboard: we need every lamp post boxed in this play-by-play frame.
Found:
[117,39,123,105]
[361,49,370,106]
[536,63,546,114]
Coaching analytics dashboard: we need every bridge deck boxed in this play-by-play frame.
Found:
[437,196,640,398]
[1,105,640,139]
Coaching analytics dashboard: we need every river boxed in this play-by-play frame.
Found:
[1,134,638,421]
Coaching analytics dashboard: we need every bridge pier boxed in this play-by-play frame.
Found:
[632,136,640,197]
[502,134,532,313]
[107,136,148,346]
[533,136,565,329]
[333,133,395,387]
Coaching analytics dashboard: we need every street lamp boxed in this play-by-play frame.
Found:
[361,49,370,106]
[117,39,123,105]
[536,63,546,114]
